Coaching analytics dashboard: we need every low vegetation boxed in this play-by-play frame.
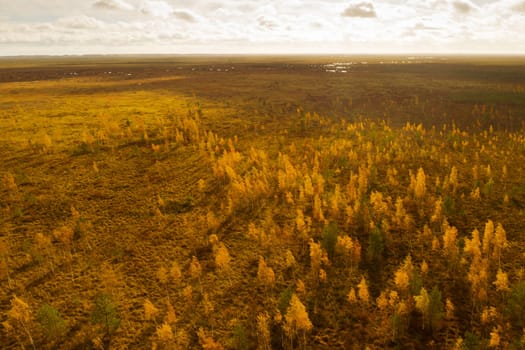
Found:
[1,55,525,349]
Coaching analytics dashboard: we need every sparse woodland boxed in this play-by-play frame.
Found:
[1,58,525,349]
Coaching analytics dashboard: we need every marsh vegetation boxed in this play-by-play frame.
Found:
[1,55,525,349]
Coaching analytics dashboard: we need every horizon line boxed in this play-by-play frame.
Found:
[2,52,525,59]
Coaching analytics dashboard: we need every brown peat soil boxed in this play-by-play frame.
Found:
[1,55,525,349]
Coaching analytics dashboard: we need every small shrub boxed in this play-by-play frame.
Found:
[91,293,120,337]
[321,221,338,260]
[278,286,293,315]
[367,226,384,264]
[37,304,68,340]
[506,281,525,328]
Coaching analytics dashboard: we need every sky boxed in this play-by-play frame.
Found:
[1,0,525,56]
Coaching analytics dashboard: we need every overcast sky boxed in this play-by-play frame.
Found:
[1,0,525,55]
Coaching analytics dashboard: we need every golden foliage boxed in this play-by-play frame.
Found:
[189,256,202,281]
[467,257,490,305]
[4,295,35,348]
[453,338,464,350]
[151,143,161,153]
[182,285,193,304]
[208,233,220,248]
[164,300,177,325]
[389,291,399,307]
[464,229,481,260]
[430,197,442,223]
[156,322,174,343]
[470,187,481,200]
[357,276,370,305]
[70,205,80,220]
[42,133,53,152]
[257,256,275,289]
[335,235,352,255]
[53,225,73,247]
[319,268,327,283]
[3,172,17,192]
[283,294,313,339]
[206,212,221,232]
[0,258,9,282]
[347,288,357,304]
[6,295,33,325]
[215,243,231,273]
[489,327,500,348]
[394,269,410,293]
[309,239,328,276]
[420,260,429,275]
[394,197,412,229]
[482,220,495,256]
[296,279,306,294]
[432,236,440,251]
[197,328,224,350]
[144,299,159,322]
[442,220,458,258]
[295,209,307,236]
[285,250,296,270]
[503,193,510,205]
[169,261,182,286]
[387,167,399,186]
[100,264,124,299]
[376,291,388,312]
[329,184,341,217]
[493,269,510,293]
[370,191,389,217]
[493,223,508,263]
[394,255,414,293]
[156,195,165,208]
[256,312,271,350]
[336,235,360,268]
[92,161,99,174]
[202,293,214,318]
[481,306,499,325]
[414,167,426,199]
[414,287,430,329]
[277,153,298,191]
[448,166,458,192]
[156,266,168,285]
[357,165,369,195]
[397,300,409,316]
[446,298,455,319]
[312,193,325,222]
[303,175,314,197]
[34,232,52,251]
[198,178,206,192]
[81,129,95,149]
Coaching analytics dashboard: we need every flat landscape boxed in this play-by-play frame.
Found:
[1,55,525,349]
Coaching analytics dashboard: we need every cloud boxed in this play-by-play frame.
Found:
[92,0,134,11]
[403,21,443,37]
[0,16,192,47]
[341,2,377,18]
[57,15,105,30]
[141,0,173,18]
[511,0,525,12]
[258,16,278,30]
[172,10,198,23]
[413,22,441,31]
[452,0,478,13]
[1,0,525,55]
